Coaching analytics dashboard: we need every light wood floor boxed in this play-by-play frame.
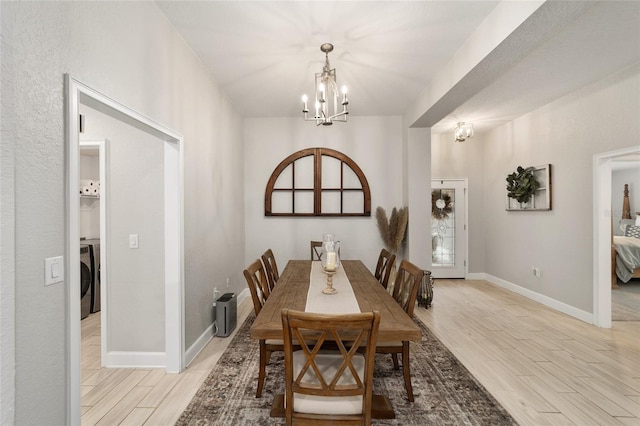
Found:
[81,280,640,425]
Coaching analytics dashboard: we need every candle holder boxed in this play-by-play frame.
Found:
[320,235,339,294]
[322,268,337,294]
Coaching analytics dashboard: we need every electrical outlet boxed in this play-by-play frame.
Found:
[532,267,542,278]
[226,277,230,288]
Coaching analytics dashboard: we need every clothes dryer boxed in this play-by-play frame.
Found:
[80,244,92,319]
[86,239,101,313]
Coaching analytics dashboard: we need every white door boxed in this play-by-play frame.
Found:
[431,179,467,278]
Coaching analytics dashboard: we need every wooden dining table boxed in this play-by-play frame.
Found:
[250,259,421,343]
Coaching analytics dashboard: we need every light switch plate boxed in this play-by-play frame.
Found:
[45,256,64,286]
[129,234,139,249]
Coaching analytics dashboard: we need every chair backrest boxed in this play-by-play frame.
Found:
[310,241,323,261]
[243,259,270,316]
[374,248,396,289]
[391,259,423,318]
[261,248,279,292]
[281,309,380,424]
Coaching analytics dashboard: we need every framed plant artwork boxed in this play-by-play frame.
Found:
[505,164,552,211]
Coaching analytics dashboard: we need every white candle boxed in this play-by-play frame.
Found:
[325,252,336,271]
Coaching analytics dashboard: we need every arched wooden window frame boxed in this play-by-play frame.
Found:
[265,148,371,217]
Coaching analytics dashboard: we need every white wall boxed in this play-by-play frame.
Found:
[244,117,404,271]
[482,65,640,313]
[1,2,244,423]
[81,104,167,354]
[1,2,17,423]
[406,128,432,269]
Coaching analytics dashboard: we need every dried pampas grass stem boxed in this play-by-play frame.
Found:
[375,206,408,253]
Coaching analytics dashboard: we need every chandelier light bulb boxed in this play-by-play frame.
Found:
[341,86,348,105]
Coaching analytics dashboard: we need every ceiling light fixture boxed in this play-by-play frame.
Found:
[302,43,348,126]
[454,122,473,142]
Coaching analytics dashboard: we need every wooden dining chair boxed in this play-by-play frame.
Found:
[374,248,396,289]
[243,259,280,397]
[375,259,423,402]
[310,241,323,261]
[261,248,280,292]
[277,309,381,425]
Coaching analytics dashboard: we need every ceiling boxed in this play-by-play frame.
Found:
[156,1,640,136]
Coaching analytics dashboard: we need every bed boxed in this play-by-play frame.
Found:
[612,184,640,286]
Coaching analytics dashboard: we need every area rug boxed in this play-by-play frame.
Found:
[176,313,516,425]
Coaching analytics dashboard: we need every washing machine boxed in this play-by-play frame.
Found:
[85,239,101,313]
[80,244,93,320]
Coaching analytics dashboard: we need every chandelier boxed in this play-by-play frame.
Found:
[302,43,349,126]
[454,122,473,142]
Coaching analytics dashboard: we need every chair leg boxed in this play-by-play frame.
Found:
[391,353,400,370]
[257,340,267,397]
[402,341,414,402]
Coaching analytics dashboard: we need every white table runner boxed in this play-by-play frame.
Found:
[305,261,361,313]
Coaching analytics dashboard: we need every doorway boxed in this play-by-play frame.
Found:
[65,76,184,424]
[593,146,640,327]
[79,139,106,366]
[430,179,468,278]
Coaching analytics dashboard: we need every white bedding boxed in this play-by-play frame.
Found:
[613,236,640,283]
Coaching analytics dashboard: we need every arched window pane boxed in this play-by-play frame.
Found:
[343,166,360,189]
[294,191,314,214]
[321,191,341,213]
[295,156,314,188]
[321,156,341,188]
[343,192,364,214]
[274,164,292,189]
[271,192,291,213]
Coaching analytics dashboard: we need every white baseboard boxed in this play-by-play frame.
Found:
[465,272,486,280]
[184,288,251,367]
[236,288,249,307]
[185,322,215,367]
[104,351,166,368]
[484,274,593,324]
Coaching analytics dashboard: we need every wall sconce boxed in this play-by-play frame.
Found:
[454,122,473,142]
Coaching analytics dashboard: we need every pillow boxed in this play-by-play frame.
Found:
[618,219,636,236]
[625,225,640,239]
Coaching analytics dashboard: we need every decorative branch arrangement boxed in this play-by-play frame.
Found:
[375,206,408,254]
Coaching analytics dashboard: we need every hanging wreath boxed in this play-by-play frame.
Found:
[506,166,539,204]
[431,190,452,220]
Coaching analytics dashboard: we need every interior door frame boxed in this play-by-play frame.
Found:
[430,178,468,278]
[79,139,108,366]
[65,75,185,424]
[593,145,640,327]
